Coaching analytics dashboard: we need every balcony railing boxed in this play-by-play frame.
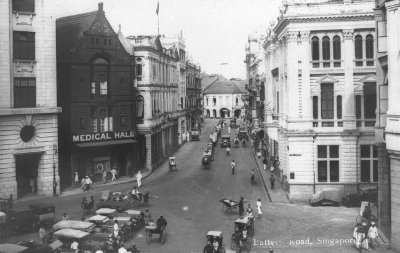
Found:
[312,120,343,128]
[356,119,376,127]
[311,60,343,69]
[354,59,375,67]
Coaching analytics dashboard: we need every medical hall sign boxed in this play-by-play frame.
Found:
[72,131,135,143]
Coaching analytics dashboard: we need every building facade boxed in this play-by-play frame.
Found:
[374,0,400,250]
[127,35,180,171]
[56,3,137,187]
[203,80,245,119]
[263,0,377,200]
[0,0,61,198]
[186,61,202,130]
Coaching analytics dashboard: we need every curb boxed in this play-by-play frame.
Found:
[251,149,272,203]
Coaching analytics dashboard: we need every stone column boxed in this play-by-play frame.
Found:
[343,29,356,130]
[286,31,300,123]
[145,134,152,171]
[145,91,152,120]
[301,31,312,125]
[377,143,391,237]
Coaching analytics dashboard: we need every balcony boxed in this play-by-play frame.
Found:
[311,60,343,69]
[13,11,35,26]
[14,60,36,75]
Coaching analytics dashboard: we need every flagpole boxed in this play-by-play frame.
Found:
[158,13,159,36]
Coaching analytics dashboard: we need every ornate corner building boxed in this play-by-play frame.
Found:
[0,0,61,198]
[262,0,377,201]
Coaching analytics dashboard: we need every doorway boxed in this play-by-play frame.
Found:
[15,153,41,198]
[234,109,241,118]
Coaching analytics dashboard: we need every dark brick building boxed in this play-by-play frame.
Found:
[56,3,137,187]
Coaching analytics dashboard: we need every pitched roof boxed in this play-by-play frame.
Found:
[201,73,227,91]
[230,78,248,93]
[56,10,98,62]
[204,79,244,95]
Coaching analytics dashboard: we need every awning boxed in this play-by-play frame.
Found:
[75,139,136,148]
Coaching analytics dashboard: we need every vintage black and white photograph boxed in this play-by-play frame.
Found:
[0,0,398,252]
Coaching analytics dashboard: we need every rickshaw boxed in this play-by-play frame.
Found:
[85,215,110,235]
[231,216,253,252]
[220,199,240,213]
[120,209,145,231]
[202,155,212,170]
[220,135,231,148]
[191,130,200,141]
[233,138,240,148]
[204,231,225,253]
[207,143,215,161]
[52,228,102,253]
[96,193,131,212]
[145,221,167,245]
[169,157,177,172]
[96,208,117,218]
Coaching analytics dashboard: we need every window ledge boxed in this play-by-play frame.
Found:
[0,107,62,116]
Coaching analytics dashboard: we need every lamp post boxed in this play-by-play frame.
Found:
[52,144,58,196]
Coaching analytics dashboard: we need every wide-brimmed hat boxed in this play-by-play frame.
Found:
[371,222,375,225]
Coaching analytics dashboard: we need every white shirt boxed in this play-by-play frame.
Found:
[118,247,128,253]
[231,162,235,168]
[114,223,119,232]
[257,201,262,210]
[136,172,142,180]
[368,226,378,239]
[71,241,79,250]
[95,250,104,253]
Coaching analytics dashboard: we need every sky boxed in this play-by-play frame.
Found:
[53,0,281,79]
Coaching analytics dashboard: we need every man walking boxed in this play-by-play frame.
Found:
[136,171,143,188]
[257,150,261,160]
[111,167,117,181]
[270,175,275,189]
[226,146,231,156]
[256,199,262,219]
[39,226,46,245]
[263,157,268,171]
[238,197,244,217]
[231,160,236,175]
[368,222,379,250]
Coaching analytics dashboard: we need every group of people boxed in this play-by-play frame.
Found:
[238,197,263,220]
[353,221,379,252]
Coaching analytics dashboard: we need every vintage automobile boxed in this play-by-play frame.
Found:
[238,127,249,141]
[145,221,167,245]
[6,208,38,234]
[52,220,96,233]
[28,203,55,228]
[342,186,378,207]
[204,231,225,253]
[207,143,215,161]
[310,188,343,207]
[220,135,231,148]
[96,208,117,218]
[52,228,102,253]
[191,130,200,141]
[231,217,253,252]
[229,119,237,128]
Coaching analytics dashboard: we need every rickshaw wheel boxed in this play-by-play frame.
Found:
[146,230,151,244]
[161,228,167,244]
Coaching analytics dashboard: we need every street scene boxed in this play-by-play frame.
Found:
[1,0,400,253]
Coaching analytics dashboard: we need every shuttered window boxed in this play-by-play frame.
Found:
[14,78,36,108]
[321,83,334,119]
[13,32,35,60]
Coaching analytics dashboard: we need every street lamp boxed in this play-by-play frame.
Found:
[52,144,58,196]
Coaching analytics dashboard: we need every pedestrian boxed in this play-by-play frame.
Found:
[70,240,79,252]
[256,198,262,219]
[238,197,244,217]
[113,220,119,237]
[62,213,69,221]
[231,160,236,175]
[136,170,143,188]
[74,172,79,187]
[263,157,268,171]
[39,226,46,245]
[246,204,253,217]
[257,150,261,160]
[354,223,369,252]
[226,146,230,156]
[368,221,379,250]
[144,209,152,224]
[111,167,117,181]
[270,175,275,189]
[228,126,231,133]
[102,170,107,183]
[187,131,191,141]
[83,176,92,192]
[213,239,219,252]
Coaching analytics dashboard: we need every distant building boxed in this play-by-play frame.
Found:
[203,77,245,119]
[263,0,376,201]
[56,3,137,187]
[127,35,180,170]
[0,0,61,198]
[186,61,202,130]
[375,0,400,250]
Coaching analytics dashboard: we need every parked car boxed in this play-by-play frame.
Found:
[191,130,200,141]
[310,188,342,207]
[28,203,55,228]
[342,186,377,207]
[220,135,231,148]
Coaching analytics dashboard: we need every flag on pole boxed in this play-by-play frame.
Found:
[156,1,159,15]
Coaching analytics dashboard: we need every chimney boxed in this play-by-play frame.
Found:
[98,2,104,11]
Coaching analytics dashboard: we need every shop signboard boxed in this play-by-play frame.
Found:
[72,131,135,143]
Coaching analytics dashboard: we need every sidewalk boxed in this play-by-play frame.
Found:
[252,151,290,203]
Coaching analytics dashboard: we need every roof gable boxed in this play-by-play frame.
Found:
[204,80,244,94]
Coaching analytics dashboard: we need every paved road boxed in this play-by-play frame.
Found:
[1,119,395,253]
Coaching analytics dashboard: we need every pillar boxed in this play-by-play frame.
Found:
[145,134,152,171]
[342,29,356,130]
[286,31,300,122]
[377,143,391,237]
[301,31,312,122]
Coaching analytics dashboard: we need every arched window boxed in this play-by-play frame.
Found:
[355,35,363,66]
[366,35,374,66]
[333,36,341,67]
[137,95,144,119]
[322,36,330,61]
[312,36,320,61]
